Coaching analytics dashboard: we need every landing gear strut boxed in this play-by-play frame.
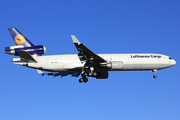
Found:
[79,65,97,83]
[152,69,157,78]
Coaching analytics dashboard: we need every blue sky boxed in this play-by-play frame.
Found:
[0,0,180,120]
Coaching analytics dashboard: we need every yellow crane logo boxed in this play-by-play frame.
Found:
[14,35,25,45]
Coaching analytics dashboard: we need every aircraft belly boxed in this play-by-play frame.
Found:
[35,61,82,72]
[31,55,82,72]
[123,64,156,70]
[122,62,169,70]
[59,62,83,71]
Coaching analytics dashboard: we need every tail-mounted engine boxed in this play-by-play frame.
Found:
[5,45,46,56]
[5,28,47,56]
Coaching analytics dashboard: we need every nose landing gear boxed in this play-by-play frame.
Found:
[153,74,157,78]
[152,69,157,78]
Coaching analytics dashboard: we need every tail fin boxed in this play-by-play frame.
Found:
[8,28,34,47]
[5,28,46,56]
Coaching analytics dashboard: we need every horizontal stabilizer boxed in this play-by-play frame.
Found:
[19,50,37,63]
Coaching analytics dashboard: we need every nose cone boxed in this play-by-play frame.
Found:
[172,59,176,65]
[170,59,176,66]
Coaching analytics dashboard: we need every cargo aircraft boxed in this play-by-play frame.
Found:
[5,28,176,83]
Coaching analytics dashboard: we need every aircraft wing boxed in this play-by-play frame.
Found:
[71,35,106,63]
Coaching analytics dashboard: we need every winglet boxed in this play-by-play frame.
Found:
[71,35,81,45]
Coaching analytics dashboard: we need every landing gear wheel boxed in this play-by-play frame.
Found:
[153,75,157,78]
[152,69,157,78]
[79,78,84,83]
[81,74,88,79]
[93,72,97,76]
[84,75,88,79]
[81,72,89,83]
[83,78,88,83]
[88,72,92,76]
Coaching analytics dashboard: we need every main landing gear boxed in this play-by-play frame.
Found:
[79,73,88,83]
[152,69,157,78]
[79,78,88,83]
[78,71,97,83]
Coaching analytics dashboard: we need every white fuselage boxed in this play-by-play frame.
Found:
[13,53,176,72]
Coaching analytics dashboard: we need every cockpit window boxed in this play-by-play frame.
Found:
[169,57,172,60]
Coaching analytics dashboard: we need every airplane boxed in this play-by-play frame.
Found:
[5,28,176,83]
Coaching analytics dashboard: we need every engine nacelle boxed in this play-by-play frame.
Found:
[100,61,123,70]
[5,45,46,56]
[110,61,123,70]
[92,71,108,79]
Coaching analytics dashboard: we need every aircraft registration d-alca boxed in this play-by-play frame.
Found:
[5,28,176,83]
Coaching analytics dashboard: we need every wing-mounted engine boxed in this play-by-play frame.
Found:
[100,61,123,70]
[5,45,46,56]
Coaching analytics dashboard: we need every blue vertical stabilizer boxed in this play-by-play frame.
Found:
[5,28,46,56]
[8,28,34,47]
